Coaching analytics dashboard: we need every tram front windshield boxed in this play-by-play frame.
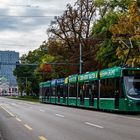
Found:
[124,76,140,98]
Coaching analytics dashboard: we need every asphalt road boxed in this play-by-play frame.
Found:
[0,97,140,140]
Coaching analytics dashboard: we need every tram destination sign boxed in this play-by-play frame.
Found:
[69,75,78,83]
[43,81,51,87]
[39,82,44,88]
[56,78,65,85]
[123,69,140,76]
[64,77,69,84]
[100,67,122,79]
[51,79,56,86]
[78,71,98,82]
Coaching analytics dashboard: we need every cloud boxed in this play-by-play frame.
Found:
[0,0,76,56]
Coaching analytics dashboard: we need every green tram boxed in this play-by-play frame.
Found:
[39,67,140,112]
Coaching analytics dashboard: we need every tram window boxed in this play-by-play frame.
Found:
[69,84,77,97]
[84,84,90,97]
[44,87,49,96]
[100,78,122,98]
[39,88,43,96]
[91,81,98,98]
[63,86,68,97]
[79,83,89,98]
[42,88,45,96]
[79,83,84,97]
[100,79,115,98]
[57,86,63,97]
[50,88,52,96]
[79,81,98,98]
[60,86,64,97]
[52,87,56,96]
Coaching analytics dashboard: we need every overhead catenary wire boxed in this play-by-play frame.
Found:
[0,62,79,66]
[0,15,56,18]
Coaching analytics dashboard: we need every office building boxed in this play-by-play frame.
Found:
[0,51,19,94]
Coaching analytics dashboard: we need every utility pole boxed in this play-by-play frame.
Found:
[79,42,83,74]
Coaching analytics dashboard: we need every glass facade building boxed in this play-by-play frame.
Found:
[0,51,19,87]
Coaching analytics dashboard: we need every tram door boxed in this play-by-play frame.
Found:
[80,86,84,105]
[63,85,67,104]
[58,85,64,103]
[114,78,120,109]
[42,87,46,102]
[47,92,50,102]
[89,81,98,108]
[89,85,94,106]
[45,87,50,103]
[57,86,60,103]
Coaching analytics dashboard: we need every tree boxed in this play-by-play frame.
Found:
[26,81,32,96]
[20,42,48,64]
[91,12,120,67]
[13,63,39,96]
[111,2,140,67]
[35,55,54,81]
[47,0,133,72]
[95,0,131,16]
[90,0,133,68]
[48,0,96,49]
[47,0,98,73]
[47,38,79,75]
[14,44,49,96]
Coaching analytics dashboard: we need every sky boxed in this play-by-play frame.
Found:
[0,0,76,56]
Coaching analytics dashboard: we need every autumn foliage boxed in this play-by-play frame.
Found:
[39,64,52,73]
[111,2,140,66]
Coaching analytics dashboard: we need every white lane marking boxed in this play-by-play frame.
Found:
[55,114,64,118]
[24,124,33,131]
[0,105,14,117]
[16,118,22,122]
[39,136,47,140]
[39,109,45,112]
[85,122,104,129]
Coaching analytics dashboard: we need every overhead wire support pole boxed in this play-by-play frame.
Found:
[79,41,82,74]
